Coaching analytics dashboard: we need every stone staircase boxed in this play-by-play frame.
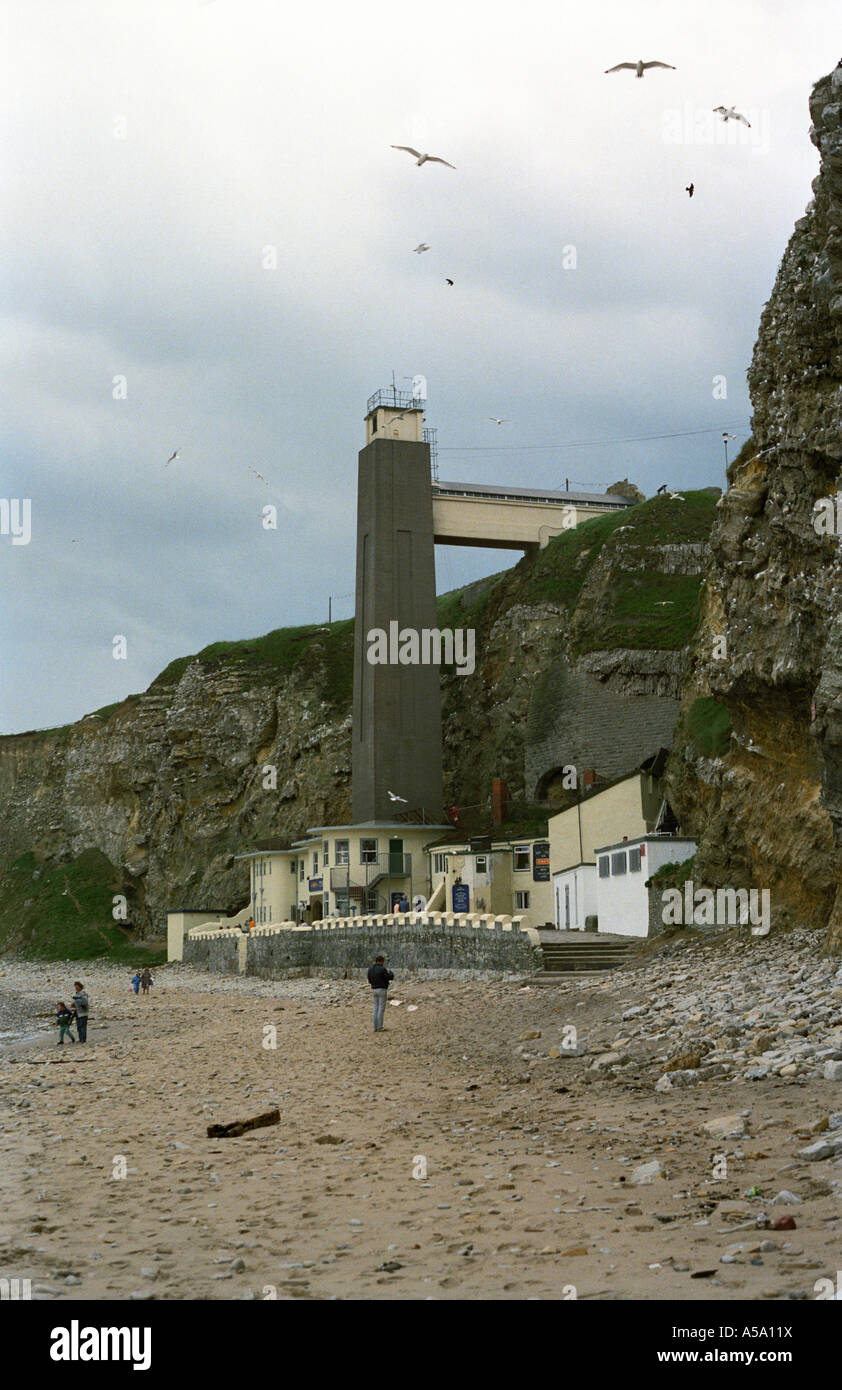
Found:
[537,931,640,976]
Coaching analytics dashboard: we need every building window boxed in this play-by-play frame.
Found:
[364,889,378,911]
[629,847,641,872]
[323,840,329,866]
[598,856,610,878]
[335,891,350,916]
[299,861,304,881]
[433,853,449,875]
[515,890,530,910]
[513,845,530,872]
[313,852,319,875]
[611,851,627,876]
[475,855,487,874]
[360,838,378,864]
[335,839,350,865]
[290,859,296,874]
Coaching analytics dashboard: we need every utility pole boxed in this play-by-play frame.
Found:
[328,596,332,624]
[722,432,737,480]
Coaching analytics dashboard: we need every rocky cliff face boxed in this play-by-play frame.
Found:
[666,62,842,951]
[0,494,713,939]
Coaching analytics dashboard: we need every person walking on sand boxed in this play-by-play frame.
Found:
[72,981,89,1043]
[140,968,153,995]
[130,971,141,996]
[367,954,394,1033]
[55,1001,76,1046]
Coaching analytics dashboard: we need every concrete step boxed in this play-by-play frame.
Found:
[539,935,639,975]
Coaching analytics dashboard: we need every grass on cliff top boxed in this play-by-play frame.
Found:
[519,489,717,613]
[0,849,164,962]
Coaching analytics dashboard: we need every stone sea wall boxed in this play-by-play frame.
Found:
[184,921,541,979]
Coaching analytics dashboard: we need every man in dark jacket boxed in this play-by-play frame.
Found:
[367,955,394,1032]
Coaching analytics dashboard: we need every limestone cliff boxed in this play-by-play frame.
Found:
[666,62,842,951]
[0,494,713,941]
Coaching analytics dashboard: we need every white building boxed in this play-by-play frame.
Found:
[594,835,697,938]
[547,763,668,931]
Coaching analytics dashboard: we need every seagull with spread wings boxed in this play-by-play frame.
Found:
[714,105,751,126]
[488,417,510,425]
[605,59,675,78]
[164,449,181,467]
[388,790,408,803]
[392,145,456,169]
[413,243,431,253]
[249,467,270,485]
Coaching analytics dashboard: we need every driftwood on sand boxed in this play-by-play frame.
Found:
[206,1108,281,1139]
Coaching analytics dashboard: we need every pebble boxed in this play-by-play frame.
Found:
[631,1160,662,1185]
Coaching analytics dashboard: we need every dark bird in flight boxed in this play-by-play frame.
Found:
[686,182,694,197]
[164,449,180,467]
[445,278,454,286]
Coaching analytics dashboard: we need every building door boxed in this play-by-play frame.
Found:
[388,837,404,875]
[564,883,571,929]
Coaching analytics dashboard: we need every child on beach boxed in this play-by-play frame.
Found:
[140,968,153,995]
[130,972,141,995]
[55,1002,76,1045]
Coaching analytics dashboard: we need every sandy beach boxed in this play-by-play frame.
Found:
[1,940,841,1302]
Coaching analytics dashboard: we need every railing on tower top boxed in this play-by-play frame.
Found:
[366,387,422,413]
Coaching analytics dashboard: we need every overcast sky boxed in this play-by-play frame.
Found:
[1,0,838,733]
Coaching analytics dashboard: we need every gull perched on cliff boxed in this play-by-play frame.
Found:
[714,105,751,126]
[392,145,456,169]
[605,59,675,78]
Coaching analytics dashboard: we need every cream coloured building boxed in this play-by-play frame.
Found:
[237,822,451,925]
[547,765,669,931]
[424,835,553,931]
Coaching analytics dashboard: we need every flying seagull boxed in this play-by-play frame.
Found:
[488,417,510,425]
[685,182,694,197]
[605,60,675,78]
[412,243,431,254]
[445,278,454,286]
[668,491,685,501]
[249,467,270,485]
[714,105,750,126]
[164,449,180,467]
[392,145,456,169]
[387,790,408,803]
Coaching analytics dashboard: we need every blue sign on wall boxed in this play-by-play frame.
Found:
[452,883,470,913]
[308,877,323,892]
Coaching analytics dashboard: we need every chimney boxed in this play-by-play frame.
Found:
[492,778,509,826]
[583,768,596,788]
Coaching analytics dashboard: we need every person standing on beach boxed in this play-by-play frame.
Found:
[130,971,141,996]
[140,968,153,995]
[72,981,89,1043]
[367,955,394,1033]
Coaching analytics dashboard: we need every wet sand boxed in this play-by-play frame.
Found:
[0,954,840,1301]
